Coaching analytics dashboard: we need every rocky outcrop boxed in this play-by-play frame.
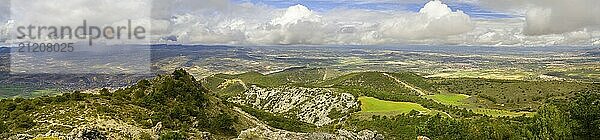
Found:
[24,123,212,140]
[337,129,384,140]
[236,126,384,140]
[230,85,359,126]
[8,134,34,140]
[20,119,161,140]
[13,127,108,140]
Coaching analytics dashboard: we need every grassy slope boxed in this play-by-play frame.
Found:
[359,97,430,113]
[426,94,470,106]
[386,72,436,92]
[209,68,338,88]
[206,69,429,98]
[426,93,533,117]
[318,72,417,97]
[431,78,600,111]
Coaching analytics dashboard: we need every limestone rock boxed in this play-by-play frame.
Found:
[236,126,384,140]
[230,85,359,126]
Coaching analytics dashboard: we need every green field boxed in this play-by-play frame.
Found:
[425,94,470,106]
[0,85,62,99]
[30,89,63,97]
[0,86,25,97]
[358,97,430,115]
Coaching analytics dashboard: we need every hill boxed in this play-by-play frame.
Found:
[431,78,600,111]
[0,69,256,139]
[2,68,599,139]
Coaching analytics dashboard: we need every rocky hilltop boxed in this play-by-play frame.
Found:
[230,85,359,126]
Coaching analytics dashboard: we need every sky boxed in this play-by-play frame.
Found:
[1,0,599,46]
[232,0,513,18]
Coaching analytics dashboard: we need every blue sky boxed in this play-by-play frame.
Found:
[232,0,513,18]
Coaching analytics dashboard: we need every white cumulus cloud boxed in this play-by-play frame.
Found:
[168,0,474,45]
[379,0,473,40]
[2,0,598,46]
[474,0,600,35]
[252,4,331,45]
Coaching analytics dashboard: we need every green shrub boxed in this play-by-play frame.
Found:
[159,131,186,140]
[138,132,153,140]
[213,113,236,135]
[0,121,7,133]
